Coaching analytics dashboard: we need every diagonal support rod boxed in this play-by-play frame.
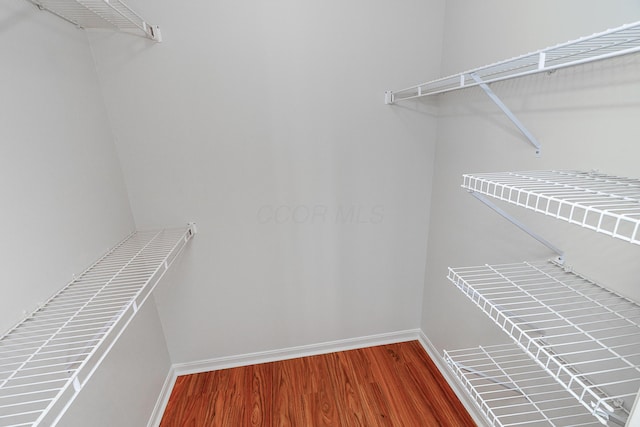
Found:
[470,191,564,262]
[470,73,541,156]
[454,361,521,393]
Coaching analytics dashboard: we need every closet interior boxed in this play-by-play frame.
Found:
[388,22,640,426]
[2,2,640,426]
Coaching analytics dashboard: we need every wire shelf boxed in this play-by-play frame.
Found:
[28,0,161,41]
[0,226,194,426]
[444,344,603,427]
[462,170,640,246]
[386,21,640,103]
[448,260,640,425]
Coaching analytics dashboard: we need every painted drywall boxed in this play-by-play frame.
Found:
[0,0,134,337]
[422,0,640,358]
[87,0,445,364]
[1,2,171,426]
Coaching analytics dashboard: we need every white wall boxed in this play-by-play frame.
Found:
[422,0,640,357]
[0,2,171,425]
[0,0,134,334]
[87,0,445,364]
[7,0,639,424]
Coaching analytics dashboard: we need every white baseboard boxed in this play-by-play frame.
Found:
[147,366,178,427]
[147,329,421,427]
[416,330,487,427]
[173,329,420,376]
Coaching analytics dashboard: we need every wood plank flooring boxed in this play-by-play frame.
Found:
[160,340,476,426]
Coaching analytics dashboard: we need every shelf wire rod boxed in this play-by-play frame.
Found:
[502,297,635,321]
[539,261,640,356]
[443,351,500,424]
[529,336,623,415]
[0,359,85,377]
[481,345,559,427]
[0,231,136,345]
[0,351,96,370]
[1,322,114,338]
[2,368,76,384]
[44,298,138,311]
[469,191,565,260]
[7,316,117,333]
[1,321,115,340]
[487,263,626,419]
[26,298,136,313]
[387,32,640,102]
[462,289,549,338]
[525,323,640,345]
[0,342,99,357]
[0,227,193,425]
[0,378,65,392]
[26,0,87,28]
[454,361,522,393]
[40,228,193,427]
[0,398,53,411]
[0,354,92,375]
[0,231,162,404]
[541,34,640,66]
[446,345,604,426]
[0,348,92,367]
[62,302,131,372]
[90,0,147,32]
[0,380,68,397]
[462,171,640,243]
[0,386,60,402]
[486,272,604,406]
[496,171,640,202]
[491,304,547,336]
[386,21,640,103]
[0,409,42,421]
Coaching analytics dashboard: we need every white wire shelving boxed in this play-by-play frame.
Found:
[444,344,603,427]
[0,225,195,426]
[462,170,640,246]
[448,260,640,425]
[385,21,640,155]
[27,0,161,41]
[385,21,640,104]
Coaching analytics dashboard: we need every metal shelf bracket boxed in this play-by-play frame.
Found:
[469,73,541,156]
[384,91,394,105]
[469,191,564,263]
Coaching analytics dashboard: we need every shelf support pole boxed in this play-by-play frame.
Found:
[469,73,541,156]
[470,191,564,262]
[451,360,522,393]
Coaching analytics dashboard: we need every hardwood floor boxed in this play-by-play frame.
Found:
[160,340,476,426]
